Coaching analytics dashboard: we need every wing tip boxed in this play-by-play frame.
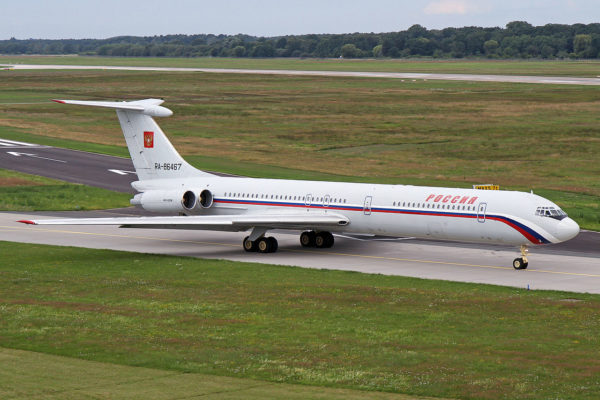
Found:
[51,99,66,104]
[17,220,36,225]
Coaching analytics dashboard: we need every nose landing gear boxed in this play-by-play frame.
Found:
[513,245,529,270]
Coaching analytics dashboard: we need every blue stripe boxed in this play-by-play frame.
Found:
[214,198,550,244]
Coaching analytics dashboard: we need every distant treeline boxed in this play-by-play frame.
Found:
[2,21,600,59]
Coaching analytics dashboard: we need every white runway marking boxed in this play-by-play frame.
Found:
[6,151,66,163]
[0,139,41,148]
[108,169,136,175]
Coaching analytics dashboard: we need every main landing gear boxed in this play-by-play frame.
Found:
[513,245,529,270]
[242,230,335,253]
[300,230,334,248]
[243,236,278,253]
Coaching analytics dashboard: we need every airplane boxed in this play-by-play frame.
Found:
[18,98,580,270]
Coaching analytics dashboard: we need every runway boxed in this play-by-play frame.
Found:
[5,63,600,86]
[1,210,599,293]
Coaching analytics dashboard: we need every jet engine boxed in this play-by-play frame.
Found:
[130,189,213,213]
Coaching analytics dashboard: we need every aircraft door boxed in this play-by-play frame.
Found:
[363,196,372,215]
[305,194,312,207]
[477,202,487,223]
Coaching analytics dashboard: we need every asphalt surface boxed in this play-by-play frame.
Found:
[0,139,137,193]
[0,139,234,193]
[1,210,599,293]
[5,63,600,86]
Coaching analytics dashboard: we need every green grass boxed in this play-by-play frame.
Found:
[0,241,599,399]
[0,348,431,400]
[2,55,600,77]
[0,67,599,228]
[0,169,130,211]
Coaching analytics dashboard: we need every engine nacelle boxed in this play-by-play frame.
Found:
[130,189,213,213]
[198,189,213,208]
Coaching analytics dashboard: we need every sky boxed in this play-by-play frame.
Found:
[1,0,598,40]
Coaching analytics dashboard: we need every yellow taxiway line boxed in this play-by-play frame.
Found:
[2,224,599,278]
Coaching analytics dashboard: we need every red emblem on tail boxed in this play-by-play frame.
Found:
[144,131,154,148]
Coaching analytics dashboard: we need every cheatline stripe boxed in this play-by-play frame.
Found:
[214,198,550,245]
[0,139,38,146]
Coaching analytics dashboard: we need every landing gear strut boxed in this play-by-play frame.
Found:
[243,236,278,253]
[513,245,529,270]
[300,231,334,248]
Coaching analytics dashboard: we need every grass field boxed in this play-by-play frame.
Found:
[2,55,600,77]
[1,348,434,400]
[1,241,599,399]
[0,66,598,228]
[0,169,130,211]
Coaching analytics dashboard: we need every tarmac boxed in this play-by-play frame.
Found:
[1,209,599,293]
[5,63,600,86]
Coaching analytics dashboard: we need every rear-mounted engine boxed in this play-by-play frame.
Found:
[130,189,213,213]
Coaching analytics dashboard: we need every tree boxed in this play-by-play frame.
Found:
[372,44,383,58]
[506,21,533,36]
[341,43,360,58]
[483,39,499,56]
[573,34,594,58]
[232,46,246,57]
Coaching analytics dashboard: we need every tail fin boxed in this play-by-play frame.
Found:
[52,99,214,180]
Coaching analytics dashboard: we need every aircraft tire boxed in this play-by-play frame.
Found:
[257,237,271,253]
[243,236,257,252]
[513,257,528,270]
[268,237,278,253]
[324,232,334,248]
[315,231,334,248]
[315,232,326,248]
[300,231,316,247]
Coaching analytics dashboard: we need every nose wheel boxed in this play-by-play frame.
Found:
[513,245,529,270]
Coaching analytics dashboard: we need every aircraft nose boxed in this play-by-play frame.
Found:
[555,217,579,242]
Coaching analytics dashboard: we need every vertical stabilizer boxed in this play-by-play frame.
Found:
[52,99,214,180]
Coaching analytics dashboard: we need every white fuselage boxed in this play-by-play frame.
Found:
[134,176,579,246]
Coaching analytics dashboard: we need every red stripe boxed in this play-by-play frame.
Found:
[214,200,543,245]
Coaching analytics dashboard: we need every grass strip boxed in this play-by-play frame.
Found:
[0,241,599,399]
[0,169,130,211]
[0,347,435,400]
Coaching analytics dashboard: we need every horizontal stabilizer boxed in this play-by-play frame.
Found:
[52,99,172,117]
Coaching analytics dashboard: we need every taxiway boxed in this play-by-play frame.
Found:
[1,210,599,293]
[5,63,600,86]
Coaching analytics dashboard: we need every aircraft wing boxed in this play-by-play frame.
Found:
[18,212,349,231]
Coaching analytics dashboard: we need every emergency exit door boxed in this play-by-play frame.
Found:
[477,202,487,223]
[363,196,372,215]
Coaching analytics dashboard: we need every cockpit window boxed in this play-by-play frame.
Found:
[535,206,568,220]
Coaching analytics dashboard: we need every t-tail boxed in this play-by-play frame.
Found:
[52,99,214,180]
